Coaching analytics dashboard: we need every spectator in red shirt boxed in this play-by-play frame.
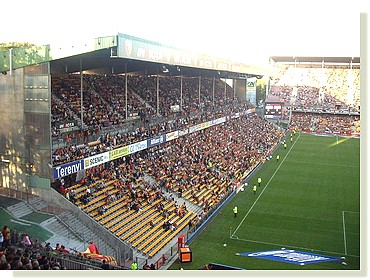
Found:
[59,245,69,254]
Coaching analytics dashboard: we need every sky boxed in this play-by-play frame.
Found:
[0,0,366,67]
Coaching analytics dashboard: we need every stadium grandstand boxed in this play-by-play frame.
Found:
[0,34,360,270]
[267,56,360,136]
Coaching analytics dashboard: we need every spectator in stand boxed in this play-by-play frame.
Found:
[31,260,41,270]
[1,226,11,248]
[59,245,69,254]
[101,259,110,270]
[131,260,138,270]
[99,205,107,215]
[87,241,100,254]
[20,233,32,248]
[55,243,61,251]
[143,263,150,270]
[45,242,53,252]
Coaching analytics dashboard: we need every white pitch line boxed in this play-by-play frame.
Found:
[343,210,360,215]
[231,133,301,238]
[342,211,348,256]
[341,210,360,255]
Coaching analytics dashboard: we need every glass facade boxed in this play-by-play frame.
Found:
[0,62,51,200]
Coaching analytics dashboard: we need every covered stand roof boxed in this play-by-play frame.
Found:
[269,56,360,69]
[49,33,277,78]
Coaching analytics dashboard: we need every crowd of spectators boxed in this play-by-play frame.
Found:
[324,67,360,108]
[270,66,360,111]
[268,85,292,104]
[51,73,253,166]
[53,112,284,229]
[127,75,234,117]
[1,224,124,270]
[52,101,251,166]
[0,225,68,270]
[291,112,360,135]
[142,113,283,212]
[55,150,184,218]
[0,245,68,270]
[269,85,350,112]
[51,74,146,139]
[52,74,236,140]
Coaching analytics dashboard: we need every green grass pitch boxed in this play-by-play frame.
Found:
[169,133,360,270]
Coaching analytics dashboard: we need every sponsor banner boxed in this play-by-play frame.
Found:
[109,145,129,160]
[246,77,257,106]
[166,131,179,142]
[56,120,78,130]
[84,152,110,169]
[189,121,213,134]
[178,128,189,137]
[238,250,340,265]
[55,120,79,133]
[129,140,148,154]
[147,135,166,148]
[53,160,84,180]
[199,121,211,130]
[211,117,226,126]
[188,124,200,134]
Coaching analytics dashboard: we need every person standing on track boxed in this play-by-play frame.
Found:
[253,185,257,195]
[233,206,238,218]
[131,260,138,270]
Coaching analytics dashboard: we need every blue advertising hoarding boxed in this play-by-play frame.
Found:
[238,250,340,265]
[53,159,84,180]
[147,135,166,148]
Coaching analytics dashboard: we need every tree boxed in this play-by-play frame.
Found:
[0,42,50,72]
[0,42,35,51]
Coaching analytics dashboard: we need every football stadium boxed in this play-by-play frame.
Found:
[0,34,361,272]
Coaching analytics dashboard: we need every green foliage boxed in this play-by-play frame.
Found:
[0,42,35,51]
[0,43,50,72]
